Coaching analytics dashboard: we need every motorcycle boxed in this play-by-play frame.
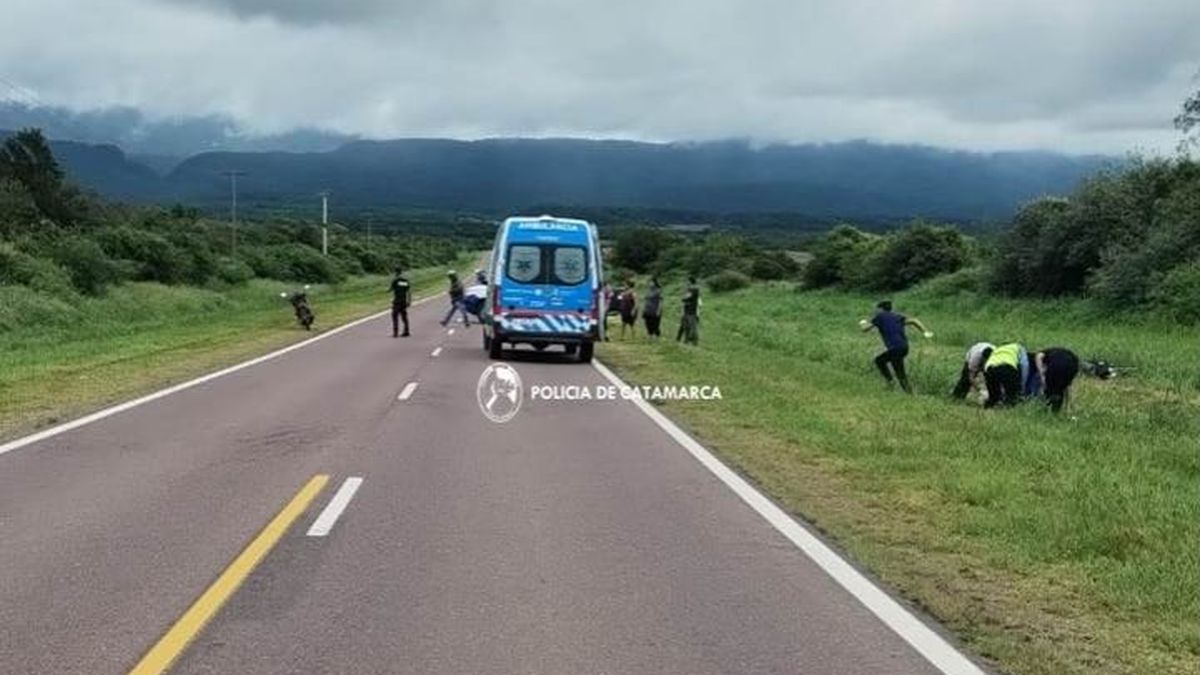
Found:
[281,285,315,330]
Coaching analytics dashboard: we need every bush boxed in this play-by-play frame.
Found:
[51,237,122,295]
[866,223,969,291]
[95,226,185,284]
[262,244,345,284]
[0,243,76,297]
[611,227,684,273]
[749,250,800,280]
[706,269,751,293]
[215,256,254,285]
[1151,262,1200,324]
[915,266,986,297]
[0,284,79,332]
[802,224,877,288]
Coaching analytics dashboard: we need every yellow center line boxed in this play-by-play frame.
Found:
[129,474,330,675]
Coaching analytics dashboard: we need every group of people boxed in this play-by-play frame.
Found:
[861,300,1081,413]
[603,276,701,344]
[387,267,487,338]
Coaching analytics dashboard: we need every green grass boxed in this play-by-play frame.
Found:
[0,254,477,440]
[600,282,1200,675]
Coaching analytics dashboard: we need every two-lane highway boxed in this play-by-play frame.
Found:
[0,298,982,674]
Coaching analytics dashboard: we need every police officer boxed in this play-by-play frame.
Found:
[390,266,411,338]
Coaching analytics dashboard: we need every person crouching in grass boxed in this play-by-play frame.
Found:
[1034,347,1080,413]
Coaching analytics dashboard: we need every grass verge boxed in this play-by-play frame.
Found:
[599,282,1199,675]
[0,254,477,440]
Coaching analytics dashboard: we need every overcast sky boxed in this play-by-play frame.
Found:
[3,0,1198,154]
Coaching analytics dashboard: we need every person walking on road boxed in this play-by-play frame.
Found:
[859,300,932,393]
[642,277,663,338]
[439,271,471,327]
[952,341,995,401]
[676,276,700,344]
[390,266,411,338]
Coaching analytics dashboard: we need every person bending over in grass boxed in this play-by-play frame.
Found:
[981,343,1031,407]
[859,300,932,393]
[1034,347,1080,413]
[952,341,995,401]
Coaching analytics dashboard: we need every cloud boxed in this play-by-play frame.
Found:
[2,0,1197,154]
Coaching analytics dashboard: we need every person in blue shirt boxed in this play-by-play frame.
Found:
[859,300,932,393]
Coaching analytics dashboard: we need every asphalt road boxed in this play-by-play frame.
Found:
[0,298,975,674]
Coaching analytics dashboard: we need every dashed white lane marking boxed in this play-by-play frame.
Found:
[306,477,364,537]
[591,360,987,675]
[397,381,419,401]
[431,347,443,357]
[447,328,456,336]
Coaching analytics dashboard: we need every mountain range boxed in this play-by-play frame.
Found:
[10,129,1113,223]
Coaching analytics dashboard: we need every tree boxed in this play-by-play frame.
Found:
[1176,76,1199,152]
[0,128,69,223]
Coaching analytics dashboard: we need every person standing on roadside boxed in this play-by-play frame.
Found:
[390,266,411,338]
[676,276,700,344]
[439,270,470,327]
[642,277,663,338]
[858,300,932,393]
[619,281,638,339]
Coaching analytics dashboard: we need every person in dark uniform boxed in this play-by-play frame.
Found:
[1034,347,1080,413]
[390,266,410,338]
[676,276,700,344]
[859,300,932,393]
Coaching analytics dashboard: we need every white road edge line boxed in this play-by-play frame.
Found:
[0,295,437,459]
[306,477,364,537]
[397,381,419,401]
[431,347,443,357]
[591,360,987,675]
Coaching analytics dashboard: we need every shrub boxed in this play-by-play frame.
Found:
[0,284,79,332]
[706,269,751,293]
[95,226,185,284]
[611,227,684,273]
[867,223,969,291]
[0,244,76,297]
[167,232,220,285]
[749,250,800,280]
[1151,262,1200,324]
[262,244,345,283]
[215,256,254,285]
[51,237,122,295]
[915,266,986,297]
[802,224,877,288]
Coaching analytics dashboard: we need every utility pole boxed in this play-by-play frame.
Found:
[319,190,330,256]
[366,213,372,250]
[221,170,246,255]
